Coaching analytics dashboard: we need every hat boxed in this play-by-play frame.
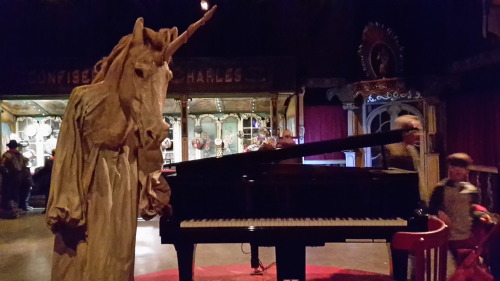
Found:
[446,153,473,168]
[6,139,20,149]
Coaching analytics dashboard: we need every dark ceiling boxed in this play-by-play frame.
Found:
[0,0,491,117]
[0,0,486,80]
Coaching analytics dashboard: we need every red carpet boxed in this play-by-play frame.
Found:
[135,264,394,281]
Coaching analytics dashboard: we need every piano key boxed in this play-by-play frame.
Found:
[179,217,407,228]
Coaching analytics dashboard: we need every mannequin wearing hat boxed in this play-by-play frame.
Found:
[6,140,22,150]
[0,139,33,214]
[428,153,495,262]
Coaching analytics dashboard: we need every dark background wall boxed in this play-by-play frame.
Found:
[0,0,486,84]
[0,0,497,167]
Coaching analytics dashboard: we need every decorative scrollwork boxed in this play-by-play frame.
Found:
[365,91,422,103]
[353,78,421,103]
[342,103,359,110]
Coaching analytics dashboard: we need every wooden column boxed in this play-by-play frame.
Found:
[343,103,363,167]
[345,105,357,137]
[344,103,358,167]
[423,100,440,202]
[298,87,305,144]
[270,93,278,137]
[180,95,189,161]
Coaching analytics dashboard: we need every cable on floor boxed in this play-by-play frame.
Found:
[240,243,276,275]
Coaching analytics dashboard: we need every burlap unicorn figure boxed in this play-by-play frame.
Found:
[46,7,216,281]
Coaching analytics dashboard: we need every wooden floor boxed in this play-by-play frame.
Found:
[0,208,457,281]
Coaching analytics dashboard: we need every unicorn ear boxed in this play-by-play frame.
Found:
[132,17,145,44]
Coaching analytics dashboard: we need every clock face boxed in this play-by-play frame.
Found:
[359,22,403,79]
[214,138,223,146]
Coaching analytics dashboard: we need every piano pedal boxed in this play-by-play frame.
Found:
[250,268,264,275]
[250,261,276,275]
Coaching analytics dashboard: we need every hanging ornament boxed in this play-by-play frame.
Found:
[191,137,205,150]
[162,138,172,149]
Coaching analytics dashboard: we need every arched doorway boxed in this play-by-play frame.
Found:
[364,102,423,167]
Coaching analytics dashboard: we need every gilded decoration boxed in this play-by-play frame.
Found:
[354,78,422,103]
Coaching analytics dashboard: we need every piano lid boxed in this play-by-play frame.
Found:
[170,129,414,175]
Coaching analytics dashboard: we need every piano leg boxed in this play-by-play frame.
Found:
[275,244,306,281]
[174,243,196,281]
[250,243,260,270]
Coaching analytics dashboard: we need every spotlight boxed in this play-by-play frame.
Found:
[200,0,209,11]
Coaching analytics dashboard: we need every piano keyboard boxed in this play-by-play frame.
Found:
[180,217,407,228]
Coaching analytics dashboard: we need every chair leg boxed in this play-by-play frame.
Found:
[391,248,409,281]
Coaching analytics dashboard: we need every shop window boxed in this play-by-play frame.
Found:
[221,116,239,155]
[241,114,270,151]
[16,117,38,168]
[40,117,61,158]
[16,116,61,169]
[199,116,216,158]
[162,117,174,165]
[188,116,196,160]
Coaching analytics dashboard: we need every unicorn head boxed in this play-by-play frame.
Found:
[92,6,216,150]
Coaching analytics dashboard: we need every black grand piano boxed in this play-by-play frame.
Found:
[159,129,426,281]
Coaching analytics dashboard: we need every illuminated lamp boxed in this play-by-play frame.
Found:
[39,124,53,137]
[25,124,37,137]
[200,0,209,11]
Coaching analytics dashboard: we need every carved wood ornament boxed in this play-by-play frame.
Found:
[358,22,404,80]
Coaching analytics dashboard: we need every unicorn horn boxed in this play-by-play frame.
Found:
[163,5,217,61]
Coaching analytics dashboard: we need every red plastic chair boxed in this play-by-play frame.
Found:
[448,221,498,281]
[391,216,450,281]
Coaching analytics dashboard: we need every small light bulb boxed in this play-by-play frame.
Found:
[200,0,209,11]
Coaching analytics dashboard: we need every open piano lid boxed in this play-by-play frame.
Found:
[170,128,414,175]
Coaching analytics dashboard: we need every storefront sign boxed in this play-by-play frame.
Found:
[172,67,243,84]
[28,68,96,86]
[0,57,295,98]
[169,59,273,93]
